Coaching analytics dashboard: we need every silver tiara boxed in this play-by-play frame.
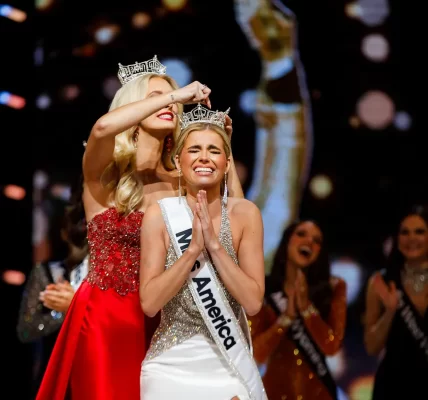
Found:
[179,104,230,131]
[117,55,167,86]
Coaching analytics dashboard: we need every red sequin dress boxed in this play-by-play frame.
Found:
[36,208,159,400]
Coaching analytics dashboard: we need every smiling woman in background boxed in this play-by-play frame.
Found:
[364,205,428,400]
[248,220,347,400]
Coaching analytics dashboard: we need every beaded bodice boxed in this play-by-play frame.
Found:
[146,202,241,360]
[86,208,143,296]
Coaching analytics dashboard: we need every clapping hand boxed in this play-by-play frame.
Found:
[373,273,399,313]
[39,281,75,313]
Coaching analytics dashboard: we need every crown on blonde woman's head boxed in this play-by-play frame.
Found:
[117,55,167,86]
[178,103,230,132]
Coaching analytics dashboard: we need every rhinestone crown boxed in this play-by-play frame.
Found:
[117,55,166,86]
[179,104,230,132]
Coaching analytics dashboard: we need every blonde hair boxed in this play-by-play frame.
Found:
[101,73,182,214]
[173,123,231,160]
[173,123,231,196]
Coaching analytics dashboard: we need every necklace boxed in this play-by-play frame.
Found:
[401,264,428,294]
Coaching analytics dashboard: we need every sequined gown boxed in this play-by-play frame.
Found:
[141,203,251,399]
[36,209,159,400]
[249,278,346,400]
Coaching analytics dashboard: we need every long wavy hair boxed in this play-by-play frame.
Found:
[385,204,428,279]
[266,220,333,320]
[100,73,182,214]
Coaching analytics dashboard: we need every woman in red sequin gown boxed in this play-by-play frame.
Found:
[36,57,243,400]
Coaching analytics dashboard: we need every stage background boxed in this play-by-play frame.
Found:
[0,0,426,398]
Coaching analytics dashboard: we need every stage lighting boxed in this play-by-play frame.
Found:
[361,34,389,62]
[3,184,26,200]
[161,58,192,87]
[0,5,26,22]
[393,111,412,131]
[0,91,25,109]
[331,257,363,305]
[162,0,188,12]
[36,93,51,109]
[309,175,333,199]
[356,90,395,130]
[132,12,151,29]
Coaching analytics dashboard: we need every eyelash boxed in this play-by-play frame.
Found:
[188,150,221,154]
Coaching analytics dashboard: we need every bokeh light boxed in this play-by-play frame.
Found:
[357,91,395,130]
[345,0,390,27]
[0,92,26,109]
[162,0,188,12]
[349,115,361,128]
[2,270,26,286]
[33,170,49,190]
[393,110,412,131]
[4,184,26,200]
[331,257,363,304]
[382,236,393,257]
[94,24,120,45]
[161,58,192,87]
[239,89,257,115]
[61,84,80,101]
[36,93,51,109]
[348,375,374,400]
[309,175,333,199]
[34,44,44,66]
[50,184,71,201]
[35,0,54,10]
[103,76,121,100]
[72,43,96,57]
[361,34,389,62]
[326,348,347,379]
[132,12,151,29]
[0,5,27,22]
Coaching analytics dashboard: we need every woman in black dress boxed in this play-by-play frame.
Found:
[364,205,428,399]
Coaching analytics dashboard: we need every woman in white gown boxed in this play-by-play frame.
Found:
[139,105,267,400]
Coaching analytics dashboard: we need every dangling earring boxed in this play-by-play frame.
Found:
[133,131,139,150]
[223,173,228,205]
[165,135,173,153]
[178,169,182,203]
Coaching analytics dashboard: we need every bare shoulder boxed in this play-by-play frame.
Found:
[228,197,261,218]
[142,203,164,229]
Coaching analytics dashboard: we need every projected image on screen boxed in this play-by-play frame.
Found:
[234,0,313,274]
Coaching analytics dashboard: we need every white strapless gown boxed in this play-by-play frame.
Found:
[141,334,250,400]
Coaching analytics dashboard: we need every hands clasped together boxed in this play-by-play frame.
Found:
[188,190,222,256]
